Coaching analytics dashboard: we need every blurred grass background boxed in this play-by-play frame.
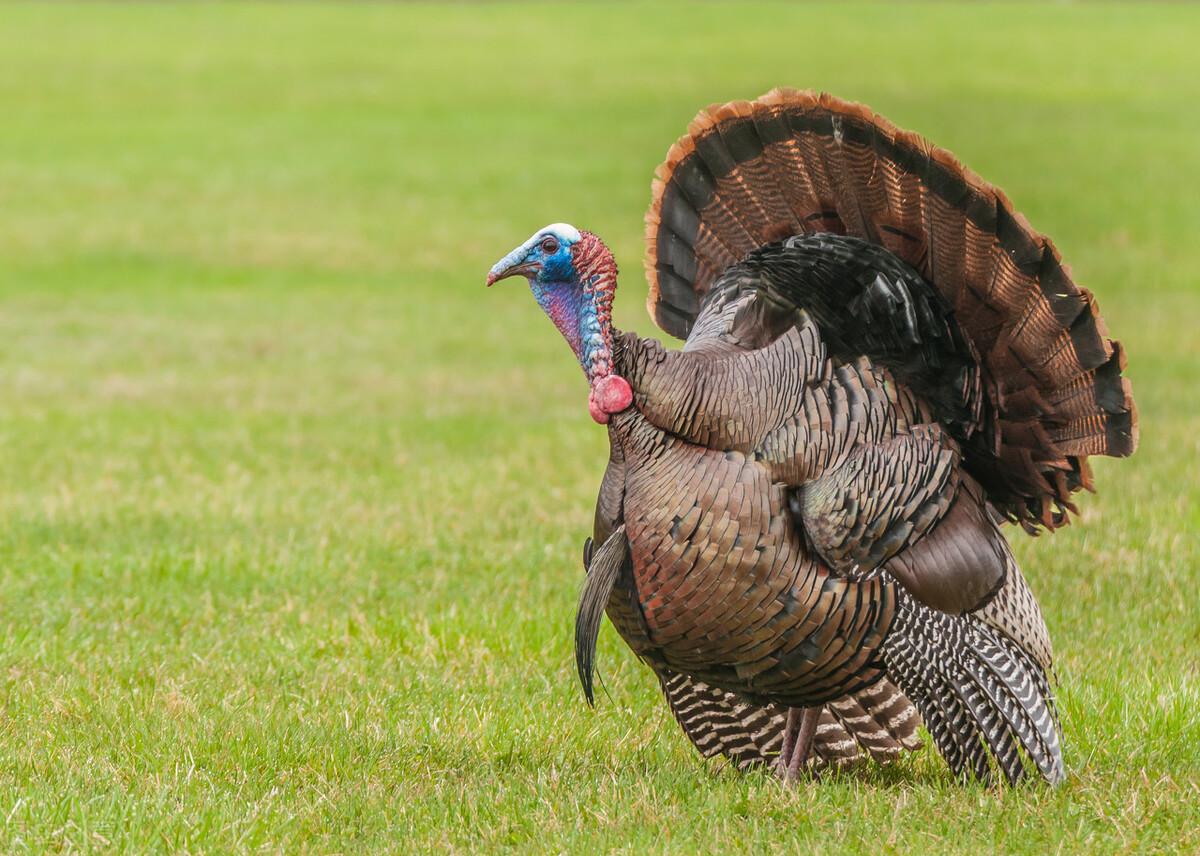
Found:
[0,2,1197,852]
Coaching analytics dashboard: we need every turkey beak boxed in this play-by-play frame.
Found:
[486,255,538,287]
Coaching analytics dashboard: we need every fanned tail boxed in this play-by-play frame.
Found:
[883,591,1065,785]
[644,88,1137,531]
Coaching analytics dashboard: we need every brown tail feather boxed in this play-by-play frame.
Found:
[644,89,1137,529]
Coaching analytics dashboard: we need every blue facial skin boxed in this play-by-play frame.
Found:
[536,241,578,283]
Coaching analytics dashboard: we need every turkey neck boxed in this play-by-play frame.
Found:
[529,279,612,385]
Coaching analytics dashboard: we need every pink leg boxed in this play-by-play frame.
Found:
[776,706,821,782]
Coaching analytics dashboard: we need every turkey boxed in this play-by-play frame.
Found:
[487,89,1137,785]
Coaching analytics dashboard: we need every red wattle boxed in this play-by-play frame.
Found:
[589,373,632,424]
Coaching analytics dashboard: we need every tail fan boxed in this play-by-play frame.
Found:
[883,591,1065,785]
[644,89,1136,530]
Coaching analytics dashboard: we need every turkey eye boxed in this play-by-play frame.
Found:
[540,236,559,254]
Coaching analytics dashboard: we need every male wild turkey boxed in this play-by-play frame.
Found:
[487,90,1137,785]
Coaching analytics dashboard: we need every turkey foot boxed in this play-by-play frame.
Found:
[776,706,821,782]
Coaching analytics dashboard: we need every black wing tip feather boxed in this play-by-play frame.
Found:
[884,592,1065,786]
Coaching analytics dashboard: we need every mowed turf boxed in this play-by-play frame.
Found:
[0,3,1197,852]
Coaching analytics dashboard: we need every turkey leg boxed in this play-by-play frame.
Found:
[777,706,821,781]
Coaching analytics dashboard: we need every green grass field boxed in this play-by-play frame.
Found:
[1,3,1197,852]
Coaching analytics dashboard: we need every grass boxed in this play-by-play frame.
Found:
[0,2,1197,852]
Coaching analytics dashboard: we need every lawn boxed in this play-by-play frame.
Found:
[0,2,1197,852]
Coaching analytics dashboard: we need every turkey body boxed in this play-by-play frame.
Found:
[610,407,895,708]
